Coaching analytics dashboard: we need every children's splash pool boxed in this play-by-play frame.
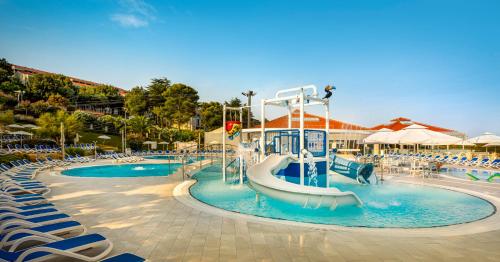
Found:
[62,163,181,178]
[440,167,500,183]
[189,166,495,228]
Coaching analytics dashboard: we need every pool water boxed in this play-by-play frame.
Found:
[190,166,495,228]
[440,167,500,183]
[62,163,181,178]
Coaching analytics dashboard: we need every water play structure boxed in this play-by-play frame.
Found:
[221,85,376,208]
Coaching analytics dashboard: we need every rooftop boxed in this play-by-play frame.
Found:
[12,64,128,96]
[257,111,369,130]
[372,117,455,132]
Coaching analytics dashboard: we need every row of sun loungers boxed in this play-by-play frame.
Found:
[382,153,499,169]
[4,143,98,154]
[130,149,232,156]
[0,159,145,261]
[97,153,143,163]
[5,144,62,154]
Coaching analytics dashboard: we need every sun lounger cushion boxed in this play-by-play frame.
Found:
[102,253,146,262]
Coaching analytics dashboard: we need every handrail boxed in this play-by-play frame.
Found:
[275,85,318,99]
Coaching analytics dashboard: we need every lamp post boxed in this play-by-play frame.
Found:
[123,109,127,153]
[242,90,256,128]
[94,140,97,160]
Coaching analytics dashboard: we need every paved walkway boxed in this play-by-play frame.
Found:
[37,163,500,261]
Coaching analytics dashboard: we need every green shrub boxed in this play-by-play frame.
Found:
[0,109,14,124]
[29,100,51,116]
[0,91,17,108]
[0,153,29,164]
[127,139,143,151]
[64,147,86,157]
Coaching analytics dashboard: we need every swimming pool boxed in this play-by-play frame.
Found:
[440,167,500,183]
[62,163,181,178]
[190,166,495,228]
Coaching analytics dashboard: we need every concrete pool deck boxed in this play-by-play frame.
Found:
[38,161,500,261]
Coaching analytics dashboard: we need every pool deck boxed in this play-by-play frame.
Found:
[38,161,500,261]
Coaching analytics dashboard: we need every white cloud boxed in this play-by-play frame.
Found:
[120,0,156,20]
[111,14,148,28]
[110,0,156,28]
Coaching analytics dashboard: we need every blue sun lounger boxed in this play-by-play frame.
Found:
[0,196,47,206]
[0,213,72,234]
[0,208,61,224]
[0,220,86,249]
[0,233,113,261]
[102,252,146,262]
[0,204,54,214]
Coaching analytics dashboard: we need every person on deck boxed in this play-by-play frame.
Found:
[323,84,336,99]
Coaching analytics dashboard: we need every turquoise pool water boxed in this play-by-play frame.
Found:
[440,167,500,183]
[190,166,495,228]
[62,163,181,178]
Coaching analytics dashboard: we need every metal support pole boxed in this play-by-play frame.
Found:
[123,110,127,153]
[222,104,227,182]
[299,90,305,185]
[239,154,243,184]
[325,100,330,188]
[242,90,256,128]
[288,106,292,154]
[260,100,265,162]
[239,107,244,184]
[182,156,185,181]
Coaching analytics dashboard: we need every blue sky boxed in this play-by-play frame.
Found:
[1,0,499,136]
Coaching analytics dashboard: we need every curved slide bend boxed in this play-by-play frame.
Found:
[330,155,377,184]
[247,155,362,209]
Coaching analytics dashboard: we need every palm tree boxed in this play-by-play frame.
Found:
[127,115,151,138]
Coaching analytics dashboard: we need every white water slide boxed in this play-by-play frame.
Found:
[246,154,363,209]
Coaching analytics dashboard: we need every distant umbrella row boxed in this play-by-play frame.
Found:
[0,123,40,137]
[363,124,500,147]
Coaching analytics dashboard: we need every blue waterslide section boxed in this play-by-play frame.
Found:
[329,154,375,184]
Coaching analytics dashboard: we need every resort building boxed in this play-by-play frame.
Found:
[11,64,128,96]
[372,117,465,138]
[253,110,371,152]
[11,64,128,115]
[205,111,464,153]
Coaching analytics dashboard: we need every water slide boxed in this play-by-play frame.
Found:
[246,154,362,209]
[329,154,377,184]
[487,173,500,182]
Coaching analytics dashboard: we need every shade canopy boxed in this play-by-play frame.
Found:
[455,140,475,146]
[466,132,500,144]
[143,141,155,144]
[8,130,33,136]
[362,128,395,144]
[22,124,39,129]
[97,135,111,140]
[390,124,462,145]
[7,124,25,129]
[158,141,169,145]
[484,142,500,147]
